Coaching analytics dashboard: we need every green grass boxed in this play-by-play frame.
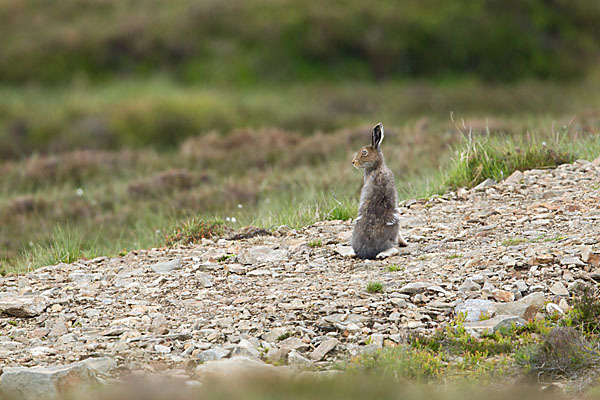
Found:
[307,239,322,248]
[439,119,600,191]
[501,238,528,247]
[366,282,384,293]
[16,225,101,273]
[216,254,236,263]
[446,254,463,259]
[387,265,403,272]
[2,76,600,273]
[3,111,600,273]
[347,316,543,385]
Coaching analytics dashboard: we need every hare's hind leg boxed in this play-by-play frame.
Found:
[376,246,399,259]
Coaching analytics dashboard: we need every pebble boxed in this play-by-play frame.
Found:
[458,278,481,292]
[549,282,569,296]
[309,338,339,361]
[150,259,182,273]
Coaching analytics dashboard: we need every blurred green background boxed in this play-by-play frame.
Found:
[1,0,600,271]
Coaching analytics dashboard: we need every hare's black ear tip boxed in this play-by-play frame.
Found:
[374,122,383,130]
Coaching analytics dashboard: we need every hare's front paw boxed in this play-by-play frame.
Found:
[397,234,408,247]
[376,247,399,259]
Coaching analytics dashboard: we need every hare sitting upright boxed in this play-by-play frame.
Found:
[351,123,407,259]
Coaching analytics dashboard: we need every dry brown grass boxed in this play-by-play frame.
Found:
[127,169,205,198]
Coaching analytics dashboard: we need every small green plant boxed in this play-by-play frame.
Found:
[411,314,550,358]
[445,254,463,259]
[479,312,492,321]
[326,204,355,221]
[366,282,384,293]
[217,254,236,262]
[501,237,527,247]
[165,218,227,246]
[18,225,100,269]
[387,265,403,272]
[348,345,445,382]
[307,239,322,248]
[563,284,600,335]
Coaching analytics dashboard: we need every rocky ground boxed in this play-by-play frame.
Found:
[1,158,600,396]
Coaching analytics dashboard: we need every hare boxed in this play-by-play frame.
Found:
[351,123,407,259]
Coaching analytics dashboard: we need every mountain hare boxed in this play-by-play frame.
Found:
[351,123,407,259]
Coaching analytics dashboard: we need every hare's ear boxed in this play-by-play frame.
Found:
[372,123,384,149]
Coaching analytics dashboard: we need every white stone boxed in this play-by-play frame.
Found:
[151,259,182,273]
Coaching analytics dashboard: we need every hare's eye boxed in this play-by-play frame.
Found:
[361,149,368,157]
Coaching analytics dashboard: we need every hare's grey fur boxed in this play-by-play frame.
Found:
[351,123,407,259]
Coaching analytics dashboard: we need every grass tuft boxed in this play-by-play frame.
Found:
[17,225,100,271]
[165,218,228,247]
[439,126,599,190]
[501,238,527,247]
[366,282,384,293]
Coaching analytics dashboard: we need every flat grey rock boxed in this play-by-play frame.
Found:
[309,338,339,361]
[464,315,526,336]
[238,246,288,265]
[0,296,47,318]
[230,339,260,359]
[197,347,230,363]
[504,170,523,185]
[549,282,569,296]
[0,362,99,400]
[473,178,496,190]
[150,258,182,273]
[287,350,313,367]
[561,256,585,266]
[493,291,545,320]
[335,245,355,257]
[323,313,368,325]
[261,327,290,343]
[455,299,496,322]
[279,337,310,353]
[398,281,431,294]
[458,278,481,292]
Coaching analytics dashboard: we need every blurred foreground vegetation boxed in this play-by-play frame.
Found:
[3,283,600,396]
